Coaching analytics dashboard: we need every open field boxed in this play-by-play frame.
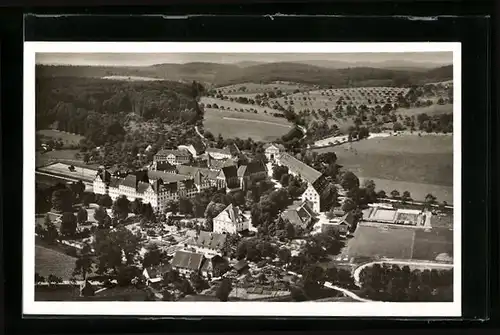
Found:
[102,75,164,81]
[37,129,84,147]
[200,97,284,115]
[216,82,311,96]
[344,224,453,263]
[312,135,453,203]
[203,108,292,141]
[35,245,77,281]
[395,104,453,118]
[38,162,98,183]
[36,149,82,167]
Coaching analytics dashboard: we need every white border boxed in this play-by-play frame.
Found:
[24,42,461,317]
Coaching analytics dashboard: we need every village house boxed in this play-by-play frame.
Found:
[150,160,176,173]
[178,140,206,158]
[264,143,286,163]
[213,204,249,234]
[206,143,240,160]
[187,231,227,256]
[170,250,205,277]
[206,154,237,171]
[281,200,316,229]
[154,149,192,166]
[200,255,230,278]
[142,263,172,286]
[321,212,354,235]
[276,153,329,213]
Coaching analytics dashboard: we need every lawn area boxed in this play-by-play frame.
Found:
[36,149,82,167]
[37,129,84,147]
[203,108,292,141]
[35,285,81,301]
[312,135,454,203]
[344,224,454,263]
[412,228,453,261]
[35,244,77,281]
[395,104,453,118]
[345,224,415,261]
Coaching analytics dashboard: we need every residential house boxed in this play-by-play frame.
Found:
[213,204,249,234]
[188,231,227,256]
[178,140,206,158]
[281,200,316,229]
[321,212,354,235]
[142,263,172,286]
[170,250,205,277]
[264,143,285,163]
[237,160,267,191]
[206,143,239,160]
[150,160,176,173]
[154,149,192,166]
[206,154,237,171]
[276,153,329,213]
[200,255,230,278]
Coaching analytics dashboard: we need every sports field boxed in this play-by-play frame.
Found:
[203,108,292,141]
[344,224,453,263]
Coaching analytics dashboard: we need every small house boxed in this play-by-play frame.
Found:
[171,250,205,277]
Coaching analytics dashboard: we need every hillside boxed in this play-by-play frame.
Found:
[36,62,453,88]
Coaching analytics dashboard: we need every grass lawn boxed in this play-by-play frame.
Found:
[35,244,77,281]
[203,108,292,141]
[312,135,454,203]
[36,149,82,167]
[395,104,453,118]
[37,129,84,147]
[412,228,453,261]
[35,285,81,301]
[345,224,453,263]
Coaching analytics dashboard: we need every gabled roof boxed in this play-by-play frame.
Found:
[137,181,152,194]
[147,170,192,183]
[120,174,138,188]
[277,153,323,184]
[155,149,192,158]
[144,263,172,279]
[206,147,232,156]
[154,161,176,172]
[171,251,205,271]
[193,231,227,250]
[176,165,220,180]
[221,165,238,179]
[215,204,246,225]
[264,143,285,151]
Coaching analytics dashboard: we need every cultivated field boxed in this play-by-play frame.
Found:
[37,129,85,147]
[216,82,311,96]
[344,224,453,263]
[200,97,284,115]
[313,135,454,203]
[35,245,77,281]
[395,104,453,118]
[203,108,292,142]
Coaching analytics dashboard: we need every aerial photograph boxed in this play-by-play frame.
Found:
[32,49,455,304]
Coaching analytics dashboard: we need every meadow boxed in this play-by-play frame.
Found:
[36,149,83,167]
[35,245,77,281]
[200,97,284,115]
[203,108,292,142]
[313,135,454,203]
[37,129,85,147]
[216,82,312,96]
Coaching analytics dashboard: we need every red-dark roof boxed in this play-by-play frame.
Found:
[278,153,322,184]
[171,251,205,271]
[193,231,227,250]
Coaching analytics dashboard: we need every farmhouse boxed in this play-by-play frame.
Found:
[276,153,329,212]
[187,231,227,256]
[178,140,206,158]
[213,204,249,234]
[154,149,192,166]
[264,143,285,163]
[281,201,316,229]
[200,255,230,278]
[322,212,354,235]
[142,263,172,286]
[171,250,205,277]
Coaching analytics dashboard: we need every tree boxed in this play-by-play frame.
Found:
[401,191,412,202]
[216,278,233,302]
[342,198,357,212]
[51,188,74,212]
[164,200,178,214]
[73,243,94,280]
[71,180,86,200]
[82,192,94,208]
[77,207,88,224]
[286,222,296,240]
[35,272,45,284]
[94,205,109,228]
[112,195,130,221]
[98,194,113,208]
[340,171,360,192]
[190,272,210,292]
[425,193,437,205]
[142,244,162,268]
[272,165,289,181]
[390,190,400,199]
[178,197,193,215]
[278,248,292,265]
[130,198,143,215]
[376,190,387,199]
[47,274,63,286]
[280,173,290,187]
[60,212,77,237]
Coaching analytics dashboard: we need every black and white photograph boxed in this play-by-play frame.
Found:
[24,42,461,317]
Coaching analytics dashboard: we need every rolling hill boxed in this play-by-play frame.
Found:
[36,62,453,88]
